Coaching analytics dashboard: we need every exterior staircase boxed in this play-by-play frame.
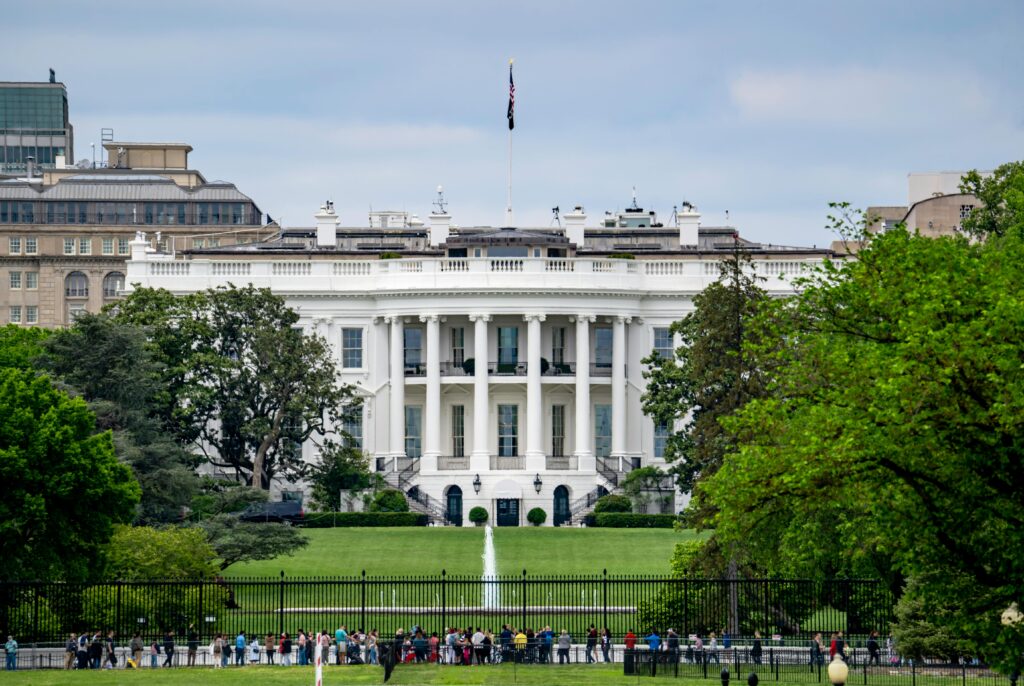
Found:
[377,457,454,525]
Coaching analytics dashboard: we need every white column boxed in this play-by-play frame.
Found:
[525,313,546,471]
[469,314,491,472]
[388,315,406,458]
[611,315,630,458]
[574,314,595,471]
[421,314,441,472]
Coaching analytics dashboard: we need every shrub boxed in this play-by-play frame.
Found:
[527,507,547,526]
[461,357,475,375]
[593,494,632,513]
[468,506,488,525]
[301,512,428,528]
[587,513,680,528]
[369,488,409,512]
[379,251,402,259]
[609,252,635,259]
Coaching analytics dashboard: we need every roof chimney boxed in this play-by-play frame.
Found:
[428,185,451,246]
[25,156,35,180]
[678,201,700,247]
[315,201,339,248]
[564,205,586,246]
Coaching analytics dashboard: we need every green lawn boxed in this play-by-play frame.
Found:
[225,527,690,578]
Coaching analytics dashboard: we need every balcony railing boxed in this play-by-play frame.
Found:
[543,362,575,376]
[490,456,525,470]
[489,360,527,376]
[437,456,469,470]
[404,363,425,377]
[545,456,578,470]
[590,363,613,377]
[440,361,471,376]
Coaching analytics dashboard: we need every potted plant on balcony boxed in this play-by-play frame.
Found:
[527,507,547,527]
[468,506,488,526]
[461,357,475,375]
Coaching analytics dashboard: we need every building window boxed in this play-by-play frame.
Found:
[63,238,74,255]
[342,328,363,369]
[25,237,37,254]
[9,237,20,254]
[9,306,21,324]
[65,271,89,297]
[498,326,518,367]
[68,304,86,321]
[118,237,130,255]
[451,327,465,367]
[25,306,37,325]
[594,404,612,458]
[193,238,205,249]
[653,327,673,359]
[404,327,422,371]
[451,404,465,457]
[340,405,363,449]
[9,271,21,289]
[101,238,114,255]
[654,420,670,458]
[552,404,565,457]
[405,405,423,458]
[552,327,566,366]
[498,404,518,457]
[208,237,220,247]
[103,272,125,297]
[595,327,613,368]
[26,272,37,289]
[79,238,91,255]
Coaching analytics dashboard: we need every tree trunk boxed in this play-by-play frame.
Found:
[251,408,285,490]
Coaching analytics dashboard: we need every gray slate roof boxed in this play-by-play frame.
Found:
[0,177,252,202]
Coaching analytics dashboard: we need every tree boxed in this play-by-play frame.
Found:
[105,525,218,580]
[527,507,547,526]
[705,191,1024,672]
[307,438,377,512]
[0,369,139,581]
[369,489,409,513]
[641,242,771,524]
[0,324,49,371]
[113,285,355,489]
[621,466,673,514]
[959,161,1024,240]
[199,514,309,571]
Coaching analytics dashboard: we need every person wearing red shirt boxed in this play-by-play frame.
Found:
[624,630,637,650]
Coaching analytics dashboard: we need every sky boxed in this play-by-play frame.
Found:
[5,0,1024,245]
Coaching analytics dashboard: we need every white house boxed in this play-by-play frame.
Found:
[125,197,832,526]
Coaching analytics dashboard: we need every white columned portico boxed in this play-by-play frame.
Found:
[524,314,546,471]
[574,314,595,471]
[469,314,491,472]
[387,315,406,458]
[611,315,630,458]
[421,314,441,472]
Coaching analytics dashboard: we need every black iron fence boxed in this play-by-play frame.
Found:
[1,575,894,647]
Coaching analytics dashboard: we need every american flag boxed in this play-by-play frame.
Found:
[507,62,515,131]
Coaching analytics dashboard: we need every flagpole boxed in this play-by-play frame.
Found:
[506,58,514,226]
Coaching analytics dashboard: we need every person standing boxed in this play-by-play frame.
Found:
[77,632,90,670]
[249,636,261,664]
[4,635,17,671]
[297,630,307,666]
[187,624,199,667]
[149,637,159,669]
[162,630,175,668]
[335,625,347,665]
[367,630,379,665]
[585,624,597,663]
[810,633,824,666]
[751,630,763,665]
[65,633,77,670]
[835,631,847,661]
[867,631,881,666]
[557,629,571,664]
[601,628,612,663]
[105,630,117,669]
[212,634,223,669]
[708,632,720,664]
[281,633,292,666]
[265,633,276,665]
[235,631,246,666]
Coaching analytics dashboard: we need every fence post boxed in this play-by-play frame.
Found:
[863,660,868,685]
[278,570,285,638]
[912,660,916,686]
[602,569,608,632]
[32,583,40,643]
[116,581,123,643]
[521,569,527,631]
[360,570,367,633]
[197,579,203,642]
[441,569,447,633]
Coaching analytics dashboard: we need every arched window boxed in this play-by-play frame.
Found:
[102,271,125,297]
[65,271,88,297]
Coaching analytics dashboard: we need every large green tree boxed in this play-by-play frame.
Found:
[113,285,354,489]
[705,183,1024,671]
[307,438,377,512]
[0,369,139,581]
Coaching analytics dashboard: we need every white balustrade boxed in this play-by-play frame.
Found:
[272,262,312,276]
[333,261,372,276]
[212,262,251,276]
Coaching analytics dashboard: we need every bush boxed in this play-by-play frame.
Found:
[609,252,635,259]
[379,251,402,259]
[461,357,475,375]
[301,512,428,528]
[468,506,488,525]
[586,513,680,528]
[527,507,547,526]
[593,494,632,513]
[369,489,409,513]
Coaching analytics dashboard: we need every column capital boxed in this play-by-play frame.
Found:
[383,314,400,324]
[523,313,547,323]
[572,314,597,323]
[419,314,443,323]
[468,313,492,322]
[615,315,633,325]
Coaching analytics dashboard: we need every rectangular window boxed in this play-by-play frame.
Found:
[208,237,220,247]
[342,328,363,369]
[25,305,37,325]
[79,238,91,255]
[451,404,465,457]
[594,404,612,458]
[26,272,37,289]
[552,327,566,366]
[193,238,205,249]
[552,404,565,457]
[118,237,130,255]
[498,326,518,367]
[498,404,518,457]
[9,271,21,289]
[101,238,114,255]
[25,237,36,254]
[405,405,423,458]
[9,306,21,324]
[9,237,21,254]
[653,327,673,359]
[451,327,465,367]
[654,420,670,459]
[404,327,423,370]
[340,405,363,449]
[595,327,613,368]
[63,238,74,255]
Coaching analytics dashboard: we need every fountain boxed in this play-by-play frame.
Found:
[482,524,500,609]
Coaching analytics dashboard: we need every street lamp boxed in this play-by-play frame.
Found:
[533,473,543,493]
[828,654,849,686]
[473,474,481,494]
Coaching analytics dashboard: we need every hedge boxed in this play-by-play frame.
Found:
[300,512,428,528]
[584,513,680,528]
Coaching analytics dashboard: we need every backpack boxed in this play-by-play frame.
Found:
[224,644,232,657]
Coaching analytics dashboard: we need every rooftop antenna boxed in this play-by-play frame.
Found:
[725,209,730,223]
[433,185,448,214]
[672,205,678,226]
[551,206,561,228]
[630,186,639,209]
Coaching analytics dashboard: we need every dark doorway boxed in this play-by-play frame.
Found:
[553,486,570,526]
[496,498,520,527]
[446,486,463,526]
